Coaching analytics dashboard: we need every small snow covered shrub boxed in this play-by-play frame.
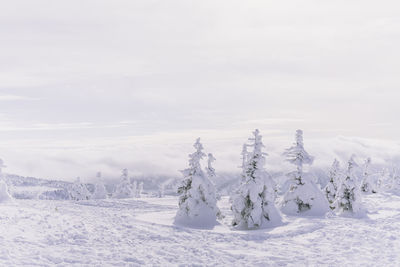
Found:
[334,158,363,216]
[324,159,341,208]
[280,130,329,216]
[69,177,91,201]
[174,138,221,228]
[231,129,281,229]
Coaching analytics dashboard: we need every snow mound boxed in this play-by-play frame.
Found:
[280,177,330,217]
[174,200,220,229]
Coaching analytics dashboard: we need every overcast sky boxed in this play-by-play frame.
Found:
[1,0,400,181]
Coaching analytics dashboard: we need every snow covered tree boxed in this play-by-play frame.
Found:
[206,153,221,200]
[136,181,144,198]
[324,159,341,207]
[334,158,363,215]
[157,183,165,198]
[69,177,91,201]
[378,168,392,192]
[113,169,135,199]
[174,138,221,228]
[92,172,108,199]
[0,159,6,176]
[280,130,329,216]
[389,168,400,195]
[240,144,248,181]
[132,180,138,197]
[0,161,12,203]
[231,129,281,229]
[0,159,12,201]
[206,153,216,180]
[360,158,379,194]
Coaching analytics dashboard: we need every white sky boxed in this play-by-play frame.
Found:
[1,0,400,181]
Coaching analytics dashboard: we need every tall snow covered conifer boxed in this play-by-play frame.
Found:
[92,172,108,199]
[360,158,378,194]
[174,138,221,228]
[334,157,363,216]
[206,153,216,180]
[389,168,400,195]
[136,181,144,198]
[231,129,281,229]
[240,144,248,180]
[280,130,329,216]
[113,169,135,199]
[0,159,12,202]
[378,168,392,192]
[324,159,341,207]
[206,153,221,200]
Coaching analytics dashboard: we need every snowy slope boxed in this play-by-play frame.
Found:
[0,194,399,266]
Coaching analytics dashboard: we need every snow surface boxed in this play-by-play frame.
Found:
[0,194,400,266]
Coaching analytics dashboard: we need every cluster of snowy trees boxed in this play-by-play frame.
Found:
[0,156,147,202]
[175,129,398,229]
[68,169,144,201]
[175,131,284,228]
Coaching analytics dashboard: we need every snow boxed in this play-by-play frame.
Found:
[0,194,399,265]
[0,180,12,202]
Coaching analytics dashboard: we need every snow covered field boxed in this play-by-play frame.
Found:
[1,194,399,266]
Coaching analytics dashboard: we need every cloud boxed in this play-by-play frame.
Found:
[0,94,38,101]
[0,0,399,180]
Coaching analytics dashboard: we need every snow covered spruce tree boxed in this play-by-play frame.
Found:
[231,129,281,229]
[280,130,329,216]
[136,181,144,198]
[157,183,165,198]
[240,144,248,181]
[113,169,135,199]
[206,153,216,180]
[360,158,378,194]
[0,159,6,176]
[334,157,363,216]
[206,153,221,200]
[69,177,91,201]
[378,168,392,192]
[174,138,221,228]
[92,172,108,199]
[389,168,400,195]
[0,179,12,202]
[0,159,12,202]
[324,159,341,208]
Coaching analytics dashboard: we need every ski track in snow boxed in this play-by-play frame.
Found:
[0,194,400,266]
